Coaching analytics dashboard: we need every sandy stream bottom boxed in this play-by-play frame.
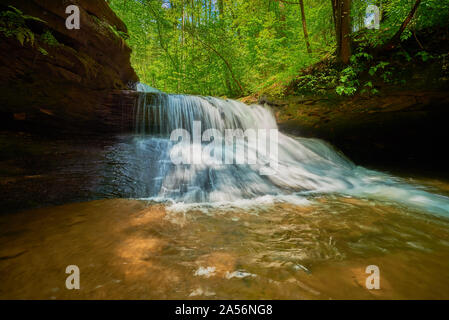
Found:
[0,196,448,300]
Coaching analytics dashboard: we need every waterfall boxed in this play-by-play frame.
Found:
[131,87,449,216]
[134,92,276,135]
[136,83,161,93]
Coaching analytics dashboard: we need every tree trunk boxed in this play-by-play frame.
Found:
[299,0,312,54]
[218,0,224,18]
[331,0,341,57]
[209,0,212,22]
[340,0,351,64]
[332,0,351,65]
[278,1,287,38]
[383,0,422,50]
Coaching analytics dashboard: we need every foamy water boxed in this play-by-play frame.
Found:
[132,87,449,216]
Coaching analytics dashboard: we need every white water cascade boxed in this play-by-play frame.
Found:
[130,86,449,216]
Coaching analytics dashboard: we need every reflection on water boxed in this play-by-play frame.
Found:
[1,196,448,299]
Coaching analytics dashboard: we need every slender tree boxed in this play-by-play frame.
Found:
[275,0,312,53]
[299,0,312,54]
[332,0,351,64]
[384,0,422,50]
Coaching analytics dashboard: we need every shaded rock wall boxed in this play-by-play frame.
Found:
[0,0,139,134]
[271,91,449,178]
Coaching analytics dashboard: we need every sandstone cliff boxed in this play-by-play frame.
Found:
[0,0,139,134]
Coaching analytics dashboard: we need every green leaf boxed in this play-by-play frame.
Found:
[336,86,345,96]
[16,31,24,45]
[7,5,23,15]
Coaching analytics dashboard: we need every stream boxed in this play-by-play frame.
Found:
[1,89,449,299]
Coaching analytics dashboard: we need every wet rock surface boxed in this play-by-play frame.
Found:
[268,90,449,179]
[0,132,116,214]
[0,0,138,134]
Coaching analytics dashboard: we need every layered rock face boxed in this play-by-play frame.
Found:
[269,91,449,178]
[0,0,139,134]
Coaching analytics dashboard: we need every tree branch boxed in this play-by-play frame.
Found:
[383,0,422,50]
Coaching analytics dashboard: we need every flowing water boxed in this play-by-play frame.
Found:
[131,91,449,216]
[1,90,449,299]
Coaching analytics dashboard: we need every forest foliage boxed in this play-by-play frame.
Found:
[108,0,449,97]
